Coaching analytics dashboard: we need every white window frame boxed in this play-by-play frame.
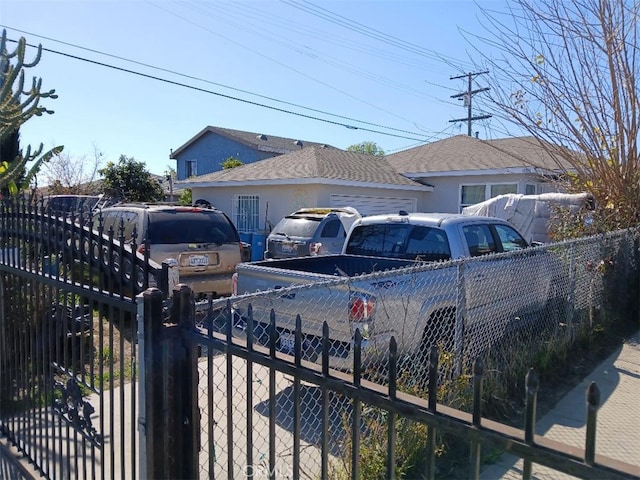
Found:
[459,182,518,212]
[232,194,260,233]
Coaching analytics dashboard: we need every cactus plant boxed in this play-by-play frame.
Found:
[0,28,63,195]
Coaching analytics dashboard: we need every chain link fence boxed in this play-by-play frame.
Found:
[192,228,638,478]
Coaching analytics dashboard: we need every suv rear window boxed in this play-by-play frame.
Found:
[272,216,322,237]
[346,224,451,261]
[146,210,239,244]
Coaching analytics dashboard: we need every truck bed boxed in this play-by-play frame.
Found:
[247,254,415,277]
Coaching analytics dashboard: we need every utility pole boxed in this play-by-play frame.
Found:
[449,71,492,137]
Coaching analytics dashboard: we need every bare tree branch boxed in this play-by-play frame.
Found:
[467,0,639,232]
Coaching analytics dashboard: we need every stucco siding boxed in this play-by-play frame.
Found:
[424,173,548,213]
[189,174,551,234]
[190,184,427,231]
[190,185,323,231]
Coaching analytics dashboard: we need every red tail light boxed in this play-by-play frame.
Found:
[137,244,146,254]
[349,295,375,321]
[309,242,322,256]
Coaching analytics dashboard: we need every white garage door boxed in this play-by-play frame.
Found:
[330,194,417,216]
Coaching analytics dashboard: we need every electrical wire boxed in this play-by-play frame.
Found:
[183,1,438,100]
[145,2,425,125]
[2,25,439,139]
[189,0,462,97]
[281,0,475,72]
[385,124,461,153]
[5,36,430,142]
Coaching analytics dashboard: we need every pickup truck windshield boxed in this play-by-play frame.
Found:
[345,224,451,261]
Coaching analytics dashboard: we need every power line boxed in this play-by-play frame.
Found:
[281,0,474,72]
[385,123,460,153]
[5,35,430,142]
[3,26,437,140]
[144,3,427,125]
[193,0,463,90]
[186,1,441,101]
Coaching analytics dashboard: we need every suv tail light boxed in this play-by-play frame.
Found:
[309,242,322,256]
[232,273,238,296]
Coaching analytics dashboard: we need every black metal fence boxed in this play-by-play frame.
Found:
[0,197,168,479]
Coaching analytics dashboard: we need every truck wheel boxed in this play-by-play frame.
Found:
[416,308,456,382]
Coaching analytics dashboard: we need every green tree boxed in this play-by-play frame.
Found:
[0,29,63,195]
[473,0,639,235]
[99,155,163,202]
[221,156,243,169]
[347,141,385,156]
[179,188,192,206]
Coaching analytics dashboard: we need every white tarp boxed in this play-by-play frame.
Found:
[462,193,595,243]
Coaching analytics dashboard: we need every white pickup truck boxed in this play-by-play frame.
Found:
[231,212,563,369]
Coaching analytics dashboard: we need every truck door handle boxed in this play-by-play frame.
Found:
[274,285,296,300]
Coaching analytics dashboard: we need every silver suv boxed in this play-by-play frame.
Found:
[92,203,242,297]
[265,207,360,259]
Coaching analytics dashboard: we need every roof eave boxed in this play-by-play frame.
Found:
[403,166,564,178]
[181,177,431,191]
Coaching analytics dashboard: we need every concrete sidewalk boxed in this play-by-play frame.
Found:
[481,330,640,479]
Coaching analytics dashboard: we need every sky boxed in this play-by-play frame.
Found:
[1,0,510,178]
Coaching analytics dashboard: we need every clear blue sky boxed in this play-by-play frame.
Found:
[2,0,508,176]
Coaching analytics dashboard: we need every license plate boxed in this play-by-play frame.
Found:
[281,242,296,253]
[280,332,295,352]
[189,254,209,266]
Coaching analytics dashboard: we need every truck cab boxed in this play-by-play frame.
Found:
[344,211,529,260]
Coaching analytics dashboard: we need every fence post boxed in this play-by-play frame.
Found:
[565,243,576,342]
[167,284,199,479]
[636,236,640,325]
[455,261,467,374]
[140,287,165,479]
[159,260,180,297]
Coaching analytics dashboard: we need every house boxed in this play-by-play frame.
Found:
[177,144,429,233]
[386,135,568,213]
[176,131,569,236]
[170,126,329,181]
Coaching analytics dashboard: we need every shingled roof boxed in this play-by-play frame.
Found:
[170,126,330,158]
[180,145,424,189]
[387,135,571,174]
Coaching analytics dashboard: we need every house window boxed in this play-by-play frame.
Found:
[525,184,537,195]
[461,185,486,207]
[490,183,517,197]
[186,160,197,178]
[233,195,260,232]
[460,183,518,211]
